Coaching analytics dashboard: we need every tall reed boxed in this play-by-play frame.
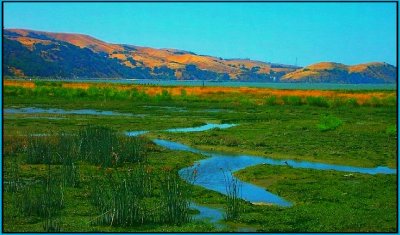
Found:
[90,166,192,227]
[160,171,192,225]
[19,164,64,217]
[78,125,117,167]
[4,156,21,193]
[78,125,147,167]
[26,134,58,164]
[117,136,148,164]
[90,165,154,226]
[58,132,79,187]
[222,171,243,220]
[43,217,62,232]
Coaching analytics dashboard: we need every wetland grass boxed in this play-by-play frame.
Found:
[18,165,64,218]
[90,166,191,227]
[3,80,396,232]
[90,168,153,226]
[223,171,243,221]
[78,125,147,167]
[160,171,192,225]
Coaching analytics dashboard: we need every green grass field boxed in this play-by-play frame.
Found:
[2,80,397,232]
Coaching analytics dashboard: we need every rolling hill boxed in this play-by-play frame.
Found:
[281,62,397,83]
[3,29,397,83]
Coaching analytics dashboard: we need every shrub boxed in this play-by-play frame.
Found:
[381,96,396,107]
[155,89,172,102]
[180,89,187,97]
[306,96,329,108]
[365,96,382,107]
[386,125,397,136]
[34,80,62,87]
[220,136,240,147]
[345,98,359,108]
[265,95,278,106]
[317,115,343,132]
[282,96,303,106]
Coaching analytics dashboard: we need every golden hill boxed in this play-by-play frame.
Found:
[4,29,396,83]
[282,62,396,83]
[6,29,296,80]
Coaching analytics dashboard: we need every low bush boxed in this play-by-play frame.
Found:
[386,125,397,137]
[317,115,343,132]
[282,96,303,106]
[306,96,329,107]
[265,95,278,106]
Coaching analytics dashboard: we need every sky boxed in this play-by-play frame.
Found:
[3,2,397,67]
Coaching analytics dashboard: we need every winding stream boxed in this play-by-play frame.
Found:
[7,107,396,228]
[155,139,395,206]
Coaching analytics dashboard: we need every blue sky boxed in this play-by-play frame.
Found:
[3,2,397,66]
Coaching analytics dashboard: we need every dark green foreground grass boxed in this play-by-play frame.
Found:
[3,133,219,232]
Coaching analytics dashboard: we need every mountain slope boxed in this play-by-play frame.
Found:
[281,62,397,84]
[3,29,396,83]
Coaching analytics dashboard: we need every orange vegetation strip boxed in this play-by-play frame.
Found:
[136,86,391,103]
[4,80,394,103]
[4,80,35,88]
[62,82,132,90]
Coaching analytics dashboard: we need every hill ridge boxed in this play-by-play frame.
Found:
[3,28,396,83]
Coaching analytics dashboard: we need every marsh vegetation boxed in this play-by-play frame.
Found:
[3,80,397,232]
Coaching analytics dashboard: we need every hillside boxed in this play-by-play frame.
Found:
[3,29,396,83]
[281,62,397,84]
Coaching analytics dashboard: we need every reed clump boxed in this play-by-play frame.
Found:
[160,171,192,225]
[90,166,191,227]
[19,166,64,218]
[222,171,243,221]
[4,156,21,193]
[26,134,59,164]
[78,126,118,167]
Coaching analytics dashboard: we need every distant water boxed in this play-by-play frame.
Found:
[166,123,237,133]
[60,79,396,90]
[4,107,135,116]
